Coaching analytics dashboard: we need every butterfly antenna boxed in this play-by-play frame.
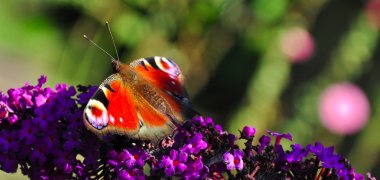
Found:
[83,34,116,61]
[106,21,120,61]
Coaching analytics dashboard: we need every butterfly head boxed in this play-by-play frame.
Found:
[111,59,122,73]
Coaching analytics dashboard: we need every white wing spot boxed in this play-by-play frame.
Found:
[110,115,115,124]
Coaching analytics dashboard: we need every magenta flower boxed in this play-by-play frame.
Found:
[241,125,256,139]
[180,133,207,154]
[223,149,244,171]
[160,149,188,176]
[125,148,150,169]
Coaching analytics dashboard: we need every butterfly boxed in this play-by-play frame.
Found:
[83,56,197,143]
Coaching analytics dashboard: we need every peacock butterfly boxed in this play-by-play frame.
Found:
[82,25,197,143]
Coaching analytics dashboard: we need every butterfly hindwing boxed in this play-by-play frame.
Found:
[130,56,187,100]
[130,56,196,117]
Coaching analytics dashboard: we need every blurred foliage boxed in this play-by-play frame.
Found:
[0,0,379,177]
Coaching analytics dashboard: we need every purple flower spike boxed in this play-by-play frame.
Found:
[223,149,244,171]
[0,76,369,179]
[181,133,207,154]
[241,126,256,139]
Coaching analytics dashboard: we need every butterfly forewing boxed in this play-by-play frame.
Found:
[83,74,140,136]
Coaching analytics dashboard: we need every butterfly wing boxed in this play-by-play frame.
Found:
[129,56,197,123]
[130,56,186,98]
[83,74,141,136]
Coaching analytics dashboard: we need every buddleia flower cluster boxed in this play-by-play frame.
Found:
[0,76,375,179]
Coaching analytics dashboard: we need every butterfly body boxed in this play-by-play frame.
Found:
[83,56,196,142]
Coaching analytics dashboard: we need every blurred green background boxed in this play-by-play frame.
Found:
[0,0,379,178]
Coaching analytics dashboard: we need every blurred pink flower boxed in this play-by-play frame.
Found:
[318,83,370,135]
[366,0,380,29]
[280,27,314,63]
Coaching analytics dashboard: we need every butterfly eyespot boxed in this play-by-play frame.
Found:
[91,106,103,118]
[84,99,109,130]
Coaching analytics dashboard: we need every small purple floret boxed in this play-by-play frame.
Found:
[267,130,293,145]
[180,133,207,154]
[223,149,244,171]
[285,144,308,163]
[241,126,256,139]
[160,150,188,176]
[258,135,271,154]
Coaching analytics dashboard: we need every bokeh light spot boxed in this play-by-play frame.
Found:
[318,83,370,135]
